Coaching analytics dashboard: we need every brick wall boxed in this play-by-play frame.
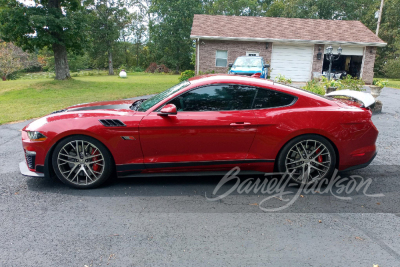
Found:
[197,40,272,74]
[361,46,377,84]
[311,44,324,78]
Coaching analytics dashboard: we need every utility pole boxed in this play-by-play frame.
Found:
[376,0,384,36]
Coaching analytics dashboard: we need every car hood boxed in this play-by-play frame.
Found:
[23,99,140,131]
[61,100,135,112]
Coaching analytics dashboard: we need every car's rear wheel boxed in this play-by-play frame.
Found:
[52,135,113,189]
[277,135,336,185]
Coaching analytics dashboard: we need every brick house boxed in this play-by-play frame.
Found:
[190,15,386,83]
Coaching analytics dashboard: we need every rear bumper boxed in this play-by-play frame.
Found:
[341,152,377,172]
[19,161,45,177]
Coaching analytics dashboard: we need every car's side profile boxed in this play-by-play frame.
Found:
[20,74,378,188]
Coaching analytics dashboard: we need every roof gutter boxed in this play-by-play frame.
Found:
[190,35,387,47]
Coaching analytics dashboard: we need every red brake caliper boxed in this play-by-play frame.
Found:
[91,149,100,172]
[315,148,323,163]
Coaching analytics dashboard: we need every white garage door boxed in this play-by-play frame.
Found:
[270,44,313,82]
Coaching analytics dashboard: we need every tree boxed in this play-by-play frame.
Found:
[363,0,400,76]
[0,0,89,80]
[0,41,39,80]
[149,0,203,72]
[88,0,131,75]
[130,12,147,67]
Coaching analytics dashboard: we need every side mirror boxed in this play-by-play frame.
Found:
[228,63,233,68]
[264,64,270,68]
[158,104,177,116]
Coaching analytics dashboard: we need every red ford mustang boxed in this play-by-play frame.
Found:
[20,75,378,188]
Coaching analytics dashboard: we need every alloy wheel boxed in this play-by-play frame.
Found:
[56,140,105,186]
[285,139,332,184]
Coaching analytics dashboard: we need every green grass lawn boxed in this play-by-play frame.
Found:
[381,78,400,89]
[0,73,179,124]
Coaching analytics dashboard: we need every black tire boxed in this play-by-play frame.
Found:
[52,135,113,189]
[277,134,336,185]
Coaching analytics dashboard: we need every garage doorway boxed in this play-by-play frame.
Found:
[322,55,363,79]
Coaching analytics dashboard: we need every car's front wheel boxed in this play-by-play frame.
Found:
[52,135,113,188]
[277,134,336,185]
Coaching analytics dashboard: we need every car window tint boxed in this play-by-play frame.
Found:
[253,88,295,109]
[168,85,257,111]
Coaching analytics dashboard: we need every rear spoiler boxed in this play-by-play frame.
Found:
[325,90,375,108]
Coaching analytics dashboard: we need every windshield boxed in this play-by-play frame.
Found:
[137,81,190,112]
[234,57,262,68]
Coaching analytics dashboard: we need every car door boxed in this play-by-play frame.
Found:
[139,84,259,172]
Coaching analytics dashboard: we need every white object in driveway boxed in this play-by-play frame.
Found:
[119,70,127,78]
[325,89,376,108]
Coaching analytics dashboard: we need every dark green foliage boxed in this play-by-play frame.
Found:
[179,70,195,82]
[0,0,87,53]
[0,0,89,79]
[148,0,203,72]
[338,75,365,91]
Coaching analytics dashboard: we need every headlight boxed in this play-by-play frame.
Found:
[26,131,47,141]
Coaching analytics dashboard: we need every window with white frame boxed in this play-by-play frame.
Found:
[216,50,228,67]
[246,51,259,56]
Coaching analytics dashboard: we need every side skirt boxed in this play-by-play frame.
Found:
[118,170,266,178]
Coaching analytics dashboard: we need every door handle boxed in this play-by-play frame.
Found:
[230,122,251,126]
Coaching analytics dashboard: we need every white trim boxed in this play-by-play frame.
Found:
[196,38,200,75]
[310,45,315,80]
[360,47,366,79]
[215,50,228,67]
[246,51,260,56]
[190,35,387,47]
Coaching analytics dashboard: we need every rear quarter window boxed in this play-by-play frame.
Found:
[253,88,296,109]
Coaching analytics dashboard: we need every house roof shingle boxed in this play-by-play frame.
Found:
[190,15,386,46]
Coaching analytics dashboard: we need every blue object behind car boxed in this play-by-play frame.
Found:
[228,56,270,78]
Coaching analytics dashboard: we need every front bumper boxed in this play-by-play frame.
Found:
[19,161,44,177]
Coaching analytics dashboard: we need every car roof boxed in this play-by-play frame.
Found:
[187,74,333,105]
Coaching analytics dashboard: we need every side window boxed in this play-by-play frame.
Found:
[168,85,257,112]
[253,88,296,109]
[216,50,228,67]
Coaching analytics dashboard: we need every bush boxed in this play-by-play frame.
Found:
[132,66,144,72]
[159,64,170,73]
[275,74,292,84]
[338,75,365,91]
[179,70,195,82]
[198,70,215,75]
[118,65,127,74]
[372,79,388,88]
[145,62,158,73]
[301,79,325,95]
[145,63,170,73]
[383,58,400,78]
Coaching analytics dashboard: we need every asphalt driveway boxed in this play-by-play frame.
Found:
[0,88,399,266]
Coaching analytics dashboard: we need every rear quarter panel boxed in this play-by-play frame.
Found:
[248,96,376,171]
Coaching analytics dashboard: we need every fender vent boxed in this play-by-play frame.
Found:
[99,119,126,127]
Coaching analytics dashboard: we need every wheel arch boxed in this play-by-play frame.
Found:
[273,133,340,171]
[43,133,116,179]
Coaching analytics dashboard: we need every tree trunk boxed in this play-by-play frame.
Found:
[136,42,139,67]
[52,43,71,80]
[108,49,114,75]
[2,76,6,81]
